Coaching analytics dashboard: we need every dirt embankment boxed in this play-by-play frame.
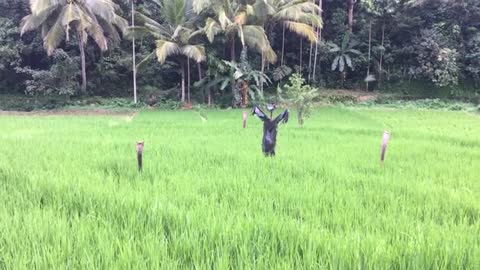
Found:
[0,109,137,116]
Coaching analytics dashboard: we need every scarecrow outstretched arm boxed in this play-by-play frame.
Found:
[274,109,289,124]
[252,105,269,121]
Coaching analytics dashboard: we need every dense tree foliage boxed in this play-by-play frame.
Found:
[0,0,479,106]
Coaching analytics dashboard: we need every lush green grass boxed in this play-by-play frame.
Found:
[0,107,479,269]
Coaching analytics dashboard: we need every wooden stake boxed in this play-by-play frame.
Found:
[380,131,391,164]
[136,141,144,172]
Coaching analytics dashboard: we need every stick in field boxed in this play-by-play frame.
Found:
[380,131,391,164]
[136,141,144,172]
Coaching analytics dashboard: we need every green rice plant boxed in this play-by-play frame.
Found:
[0,107,479,269]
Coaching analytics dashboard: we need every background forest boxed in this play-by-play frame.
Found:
[0,0,479,108]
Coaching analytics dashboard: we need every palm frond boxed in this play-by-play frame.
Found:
[188,29,205,41]
[284,21,317,43]
[264,48,277,64]
[172,25,183,40]
[136,13,172,37]
[331,56,339,71]
[192,0,213,14]
[20,4,59,35]
[348,49,362,55]
[84,0,116,22]
[349,39,360,49]
[125,26,154,40]
[365,74,376,82]
[136,50,157,70]
[156,40,180,64]
[344,54,352,69]
[234,11,247,25]
[236,24,245,46]
[246,4,255,15]
[30,0,65,15]
[136,13,165,32]
[204,17,221,43]
[59,4,81,27]
[77,7,108,51]
[339,56,345,72]
[242,25,277,63]
[218,9,232,30]
[297,1,321,14]
[43,16,65,56]
[162,0,186,26]
[274,1,320,22]
[341,32,350,51]
[112,15,128,35]
[295,13,322,28]
[182,45,206,63]
[98,17,121,44]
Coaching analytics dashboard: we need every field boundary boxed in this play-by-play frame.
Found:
[0,109,138,116]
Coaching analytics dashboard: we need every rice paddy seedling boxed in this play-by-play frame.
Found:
[0,107,479,269]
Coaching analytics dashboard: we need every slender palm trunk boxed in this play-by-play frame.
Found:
[313,0,322,82]
[131,0,137,104]
[281,23,286,66]
[208,88,212,106]
[308,0,314,82]
[198,62,211,106]
[260,52,265,93]
[348,0,355,32]
[78,33,87,95]
[180,61,185,103]
[187,59,191,104]
[197,62,204,103]
[366,20,372,91]
[379,22,385,88]
[308,42,313,81]
[231,38,236,62]
[299,38,303,72]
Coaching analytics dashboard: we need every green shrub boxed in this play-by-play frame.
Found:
[279,73,319,125]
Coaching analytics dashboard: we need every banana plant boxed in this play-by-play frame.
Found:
[329,32,362,86]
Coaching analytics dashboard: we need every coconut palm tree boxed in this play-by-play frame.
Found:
[255,0,322,66]
[196,0,277,64]
[131,0,206,104]
[20,0,128,94]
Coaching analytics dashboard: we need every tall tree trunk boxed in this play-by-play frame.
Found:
[198,62,211,106]
[197,62,204,103]
[281,23,286,66]
[307,0,314,82]
[231,38,236,62]
[187,59,191,104]
[299,38,303,72]
[366,20,372,91]
[78,34,87,95]
[313,0,322,82]
[181,61,185,103]
[131,0,137,104]
[260,52,265,93]
[379,22,385,88]
[308,41,313,81]
[208,87,212,107]
[347,0,355,32]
